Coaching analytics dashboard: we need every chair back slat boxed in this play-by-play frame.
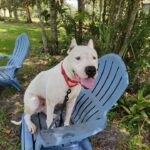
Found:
[72,54,129,123]
[7,33,29,66]
[6,33,29,77]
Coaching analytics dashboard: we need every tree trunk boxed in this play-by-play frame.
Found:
[91,0,96,25]
[113,0,126,52]
[25,5,32,23]
[119,0,141,57]
[49,0,58,54]
[107,0,124,51]
[99,0,104,23]
[78,0,85,44]
[8,7,12,18]
[36,0,49,52]
[99,0,104,42]
[13,7,19,22]
[102,0,107,23]
[3,8,6,17]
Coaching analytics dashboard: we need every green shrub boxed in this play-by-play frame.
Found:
[119,90,150,131]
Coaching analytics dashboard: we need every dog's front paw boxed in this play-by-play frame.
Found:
[46,119,52,129]
[27,122,37,134]
[64,121,70,126]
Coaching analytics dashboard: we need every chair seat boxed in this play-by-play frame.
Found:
[22,113,93,150]
[30,113,106,148]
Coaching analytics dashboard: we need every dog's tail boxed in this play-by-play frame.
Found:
[11,120,22,125]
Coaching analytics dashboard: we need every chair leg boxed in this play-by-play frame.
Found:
[11,78,21,91]
[21,114,34,150]
[80,139,92,150]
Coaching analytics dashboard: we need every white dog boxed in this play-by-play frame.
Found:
[24,39,98,134]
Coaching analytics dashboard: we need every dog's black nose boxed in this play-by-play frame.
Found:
[85,66,96,78]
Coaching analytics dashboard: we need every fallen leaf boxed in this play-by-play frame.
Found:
[4,128,11,135]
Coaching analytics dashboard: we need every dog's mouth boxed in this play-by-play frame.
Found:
[74,72,95,89]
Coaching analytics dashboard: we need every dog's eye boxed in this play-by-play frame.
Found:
[75,57,81,60]
[93,56,96,60]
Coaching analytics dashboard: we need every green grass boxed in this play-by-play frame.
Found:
[0,104,21,150]
[0,22,47,56]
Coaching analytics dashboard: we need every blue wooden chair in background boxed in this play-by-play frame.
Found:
[21,54,129,150]
[0,33,29,91]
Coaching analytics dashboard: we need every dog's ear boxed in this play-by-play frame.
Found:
[87,39,94,49]
[67,38,77,54]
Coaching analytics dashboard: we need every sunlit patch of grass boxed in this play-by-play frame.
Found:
[0,28,7,32]
[0,22,42,56]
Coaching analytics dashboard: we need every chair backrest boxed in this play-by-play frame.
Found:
[7,33,29,67]
[72,54,129,124]
[6,33,29,76]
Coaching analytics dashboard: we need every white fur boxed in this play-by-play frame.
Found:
[24,39,98,134]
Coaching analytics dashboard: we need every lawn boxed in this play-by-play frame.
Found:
[0,22,42,55]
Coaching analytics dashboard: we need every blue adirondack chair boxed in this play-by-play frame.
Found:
[21,54,129,150]
[0,33,29,91]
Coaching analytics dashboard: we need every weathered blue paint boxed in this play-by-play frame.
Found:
[21,54,129,150]
[0,33,29,91]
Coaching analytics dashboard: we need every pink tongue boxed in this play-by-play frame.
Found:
[80,78,94,89]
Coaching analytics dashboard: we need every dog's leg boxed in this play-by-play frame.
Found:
[24,96,41,134]
[64,98,76,126]
[24,113,36,134]
[46,99,55,128]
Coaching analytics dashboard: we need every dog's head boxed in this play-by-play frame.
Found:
[67,39,98,89]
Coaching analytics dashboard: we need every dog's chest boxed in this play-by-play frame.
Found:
[68,86,81,100]
[55,85,81,104]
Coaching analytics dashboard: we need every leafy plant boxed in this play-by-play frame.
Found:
[108,88,150,149]
[129,134,150,150]
[119,90,150,130]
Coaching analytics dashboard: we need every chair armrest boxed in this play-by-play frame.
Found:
[0,55,11,59]
[38,117,107,147]
[0,65,21,71]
